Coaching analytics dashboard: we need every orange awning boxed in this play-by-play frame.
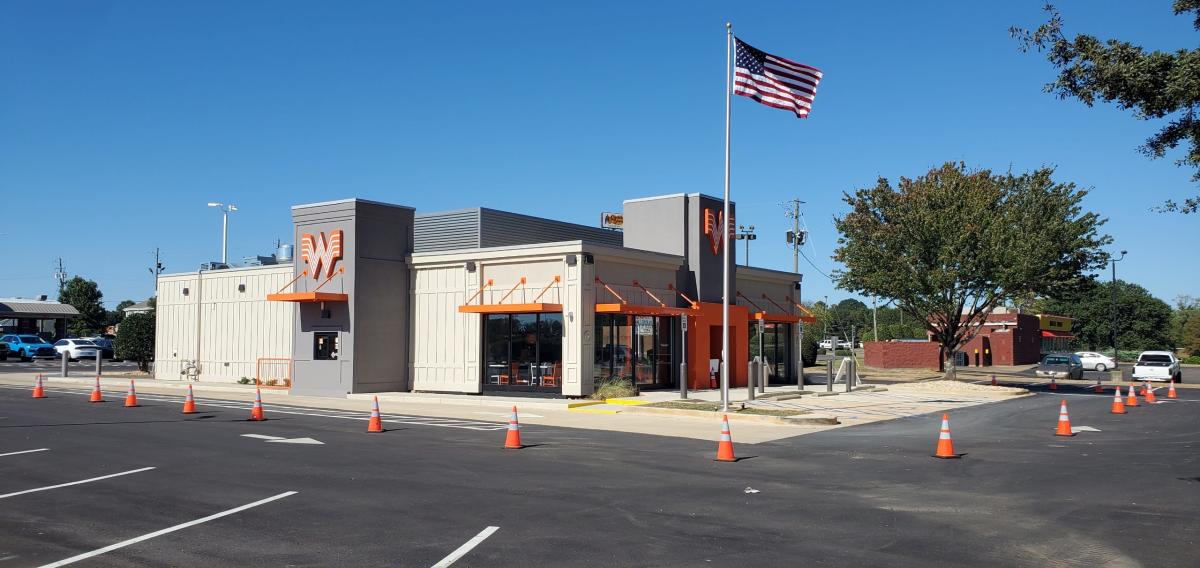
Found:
[595,303,691,316]
[753,312,802,324]
[267,292,349,302]
[457,303,563,314]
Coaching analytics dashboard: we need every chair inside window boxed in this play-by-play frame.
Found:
[541,362,562,388]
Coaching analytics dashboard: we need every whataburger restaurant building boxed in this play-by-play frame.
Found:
[153,193,814,398]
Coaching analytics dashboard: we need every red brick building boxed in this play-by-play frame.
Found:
[865,310,1070,370]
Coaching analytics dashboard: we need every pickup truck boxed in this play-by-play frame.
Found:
[0,334,58,361]
[1131,351,1182,382]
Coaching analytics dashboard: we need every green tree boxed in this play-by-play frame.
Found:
[116,312,155,372]
[58,276,107,336]
[1035,280,1176,352]
[1012,2,1200,212]
[1172,295,1200,355]
[834,162,1110,377]
[106,300,136,328]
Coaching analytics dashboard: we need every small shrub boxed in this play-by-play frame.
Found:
[1182,355,1200,365]
[590,378,636,400]
[238,377,251,385]
[265,378,279,386]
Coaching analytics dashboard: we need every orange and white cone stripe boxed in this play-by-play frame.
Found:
[504,406,523,449]
[1054,400,1074,436]
[1125,385,1139,407]
[1168,382,1178,399]
[1143,382,1157,404]
[1111,387,1126,414]
[124,380,139,407]
[715,415,736,462]
[367,396,383,433]
[89,376,103,403]
[933,413,959,459]
[249,388,266,421]
[32,375,46,399]
[182,384,197,414]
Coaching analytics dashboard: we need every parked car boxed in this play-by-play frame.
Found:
[818,339,835,350]
[1131,351,1182,382]
[1036,353,1084,380]
[1074,351,1117,372]
[0,335,59,361]
[53,338,101,361]
[0,341,8,361]
[83,336,116,360]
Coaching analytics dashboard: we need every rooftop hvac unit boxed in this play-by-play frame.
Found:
[200,262,230,271]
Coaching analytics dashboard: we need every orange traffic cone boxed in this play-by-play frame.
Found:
[248,388,266,421]
[32,375,46,399]
[367,396,383,433]
[504,406,523,449]
[1055,400,1074,436]
[1144,383,1158,404]
[1049,377,1058,391]
[1111,387,1126,414]
[123,380,139,407]
[1167,382,1178,399]
[990,374,997,386]
[1093,379,1104,394]
[933,413,960,459]
[1125,385,1139,407]
[89,376,103,403]
[182,384,197,414]
[715,415,737,462]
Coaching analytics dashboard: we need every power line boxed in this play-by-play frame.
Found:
[798,248,833,282]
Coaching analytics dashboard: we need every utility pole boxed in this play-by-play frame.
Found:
[53,258,68,294]
[148,248,165,296]
[734,224,756,266]
[783,199,806,273]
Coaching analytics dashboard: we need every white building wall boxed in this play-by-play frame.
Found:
[411,265,476,393]
[154,265,295,383]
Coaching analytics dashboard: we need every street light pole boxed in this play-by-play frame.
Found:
[1110,250,1127,362]
[207,202,238,264]
[734,224,756,267]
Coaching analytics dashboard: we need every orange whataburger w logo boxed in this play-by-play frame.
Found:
[703,209,734,256]
[300,230,344,279]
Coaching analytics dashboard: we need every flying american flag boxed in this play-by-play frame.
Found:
[733,38,822,118]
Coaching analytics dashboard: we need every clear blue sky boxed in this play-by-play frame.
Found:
[1,1,1196,308]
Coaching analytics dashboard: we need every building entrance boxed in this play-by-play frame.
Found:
[593,314,674,390]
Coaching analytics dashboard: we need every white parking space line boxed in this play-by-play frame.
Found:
[36,491,297,568]
[0,467,155,500]
[0,448,50,458]
[431,526,499,568]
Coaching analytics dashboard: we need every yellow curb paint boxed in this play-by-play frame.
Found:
[566,401,606,409]
[568,407,622,415]
[604,398,650,406]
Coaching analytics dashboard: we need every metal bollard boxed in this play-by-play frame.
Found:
[845,360,853,393]
[826,362,834,392]
[60,351,69,378]
[759,359,767,394]
[679,362,688,400]
[747,360,756,401]
[94,350,102,376]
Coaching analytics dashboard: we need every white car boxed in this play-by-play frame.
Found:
[53,339,101,361]
[1131,351,1181,382]
[818,339,836,350]
[1075,351,1117,372]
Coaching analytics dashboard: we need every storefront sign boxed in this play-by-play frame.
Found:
[300,229,344,279]
[600,212,624,230]
[703,208,734,256]
[636,316,654,335]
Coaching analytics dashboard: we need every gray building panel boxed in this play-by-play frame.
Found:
[413,207,621,253]
[623,193,736,304]
[413,209,481,253]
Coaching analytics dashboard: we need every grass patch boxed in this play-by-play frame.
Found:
[646,400,808,417]
[590,378,637,400]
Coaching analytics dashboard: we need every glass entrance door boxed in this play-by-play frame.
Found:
[594,314,675,390]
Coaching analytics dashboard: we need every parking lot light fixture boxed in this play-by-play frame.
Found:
[207,202,238,264]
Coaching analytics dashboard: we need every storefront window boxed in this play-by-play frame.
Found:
[748,323,792,384]
[483,313,563,393]
[313,332,339,360]
[594,314,674,389]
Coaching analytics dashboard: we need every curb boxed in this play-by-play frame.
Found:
[621,404,839,426]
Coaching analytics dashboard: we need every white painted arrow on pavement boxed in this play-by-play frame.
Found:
[1071,426,1102,433]
[240,434,324,445]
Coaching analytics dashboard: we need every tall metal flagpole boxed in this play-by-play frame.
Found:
[721,22,733,411]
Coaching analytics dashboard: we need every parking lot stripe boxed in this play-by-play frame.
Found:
[0,448,50,458]
[430,526,499,568]
[0,467,155,500]
[36,491,298,568]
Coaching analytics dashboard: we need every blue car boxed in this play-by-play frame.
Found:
[0,334,58,361]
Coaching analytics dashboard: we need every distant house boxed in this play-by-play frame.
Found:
[123,300,153,316]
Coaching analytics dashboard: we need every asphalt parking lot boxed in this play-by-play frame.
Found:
[1,381,1197,567]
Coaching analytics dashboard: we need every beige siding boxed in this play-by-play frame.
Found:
[411,265,476,393]
[154,266,294,383]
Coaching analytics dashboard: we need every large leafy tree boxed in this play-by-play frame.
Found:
[58,276,107,336]
[1012,2,1200,212]
[834,162,1110,376]
[1035,280,1176,353]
